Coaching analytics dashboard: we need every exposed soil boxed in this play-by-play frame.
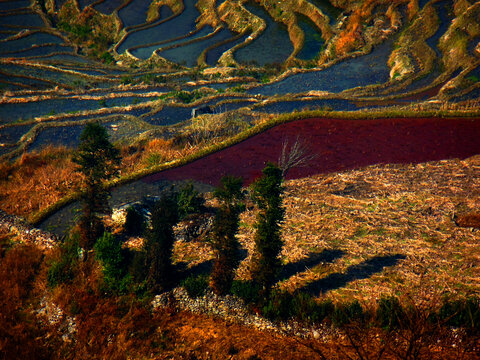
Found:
[143,117,480,186]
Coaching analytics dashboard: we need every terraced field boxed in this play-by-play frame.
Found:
[1,3,480,357]
[0,0,479,163]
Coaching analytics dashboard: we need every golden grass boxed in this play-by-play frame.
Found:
[170,155,480,306]
[0,146,83,218]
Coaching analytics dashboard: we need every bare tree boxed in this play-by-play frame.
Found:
[278,136,317,177]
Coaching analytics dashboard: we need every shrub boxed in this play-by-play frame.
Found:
[177,182,205,220]
[332,300,365,327]
[231,280,261,304]
[376,296,404,329]
[262,290,293,321]
[145,152,164,167]
[438,297,480,331]
[100,51,114,64]
[291,293,334,324]
[128,250,147,283]
[47,236,80,287]
[94,232,129,294]
[95,232,124,278]
[182,274,209,298]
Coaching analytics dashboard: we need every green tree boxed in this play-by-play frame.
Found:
[73,122,120,249]
[250,163,285,298]
[210,176,245,296]
[145,194,179,293]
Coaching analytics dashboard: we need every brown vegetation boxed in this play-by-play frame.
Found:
[0,243,55,359]
[0,146,82,217]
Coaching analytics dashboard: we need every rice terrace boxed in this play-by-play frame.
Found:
[1,0,480,358]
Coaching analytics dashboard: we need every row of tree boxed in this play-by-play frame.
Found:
[61,122,287,300]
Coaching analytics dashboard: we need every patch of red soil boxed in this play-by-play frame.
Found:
[143,117,480,186]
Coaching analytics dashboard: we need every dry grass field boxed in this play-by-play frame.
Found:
[174,154,480,306]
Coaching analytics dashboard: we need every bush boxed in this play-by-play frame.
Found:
[262,290,293,321]
[100,51,114,64]
[47,236,80,287]
[231,280,261,304]
[376,296,404,329]
[182,274,209,298]
[94,232,129,293]
[438,297,480,331]
[332,300,365,327]
[177,182,205,220]
[291,293,334,324]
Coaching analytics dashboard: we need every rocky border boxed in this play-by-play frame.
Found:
[153,287,337,341]
[0,209,57,249]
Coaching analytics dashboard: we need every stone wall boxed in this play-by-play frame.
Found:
[0,210,58,250]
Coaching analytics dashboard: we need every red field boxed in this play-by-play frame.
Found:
[143,117,480,185]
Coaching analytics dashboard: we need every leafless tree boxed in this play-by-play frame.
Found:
[278,136,317,177]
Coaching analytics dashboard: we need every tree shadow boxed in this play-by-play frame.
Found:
[277,249,345,282]
[175,260,213,282]
[302,254,406,296]
[175,248,249,282]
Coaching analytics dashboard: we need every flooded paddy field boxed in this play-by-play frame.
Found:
[0,0,478,162]
[249,39,393,96]
[0,0,30,11]
[234,3,293,66]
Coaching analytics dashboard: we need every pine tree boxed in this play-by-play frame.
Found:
[250,163,285,298]
[73,122,120,249]
[145,194,179,293]
[210,176,245,296]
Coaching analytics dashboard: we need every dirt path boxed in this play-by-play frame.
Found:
[143,117,480,185]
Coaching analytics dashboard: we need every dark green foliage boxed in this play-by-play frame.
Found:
[438,297,480,331]
[332,300,366,327]
[94,232,124,280]
[177,182,205,220]
[73,122,120,249]
[145,194,179,293]
[124,206,145,236]
[59,22,92,40]
[376,296,405,329]
[100,51,114,64]
[94,232,130,294]
[174,90,203,104]
[47,236,80,287]
[231,280,261,304]
[181,274,209,298]
[250,163,285,297]
[210,176,245,295]
[262,290,293,321]
[291,293,334,324]
[262,291,335,324]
